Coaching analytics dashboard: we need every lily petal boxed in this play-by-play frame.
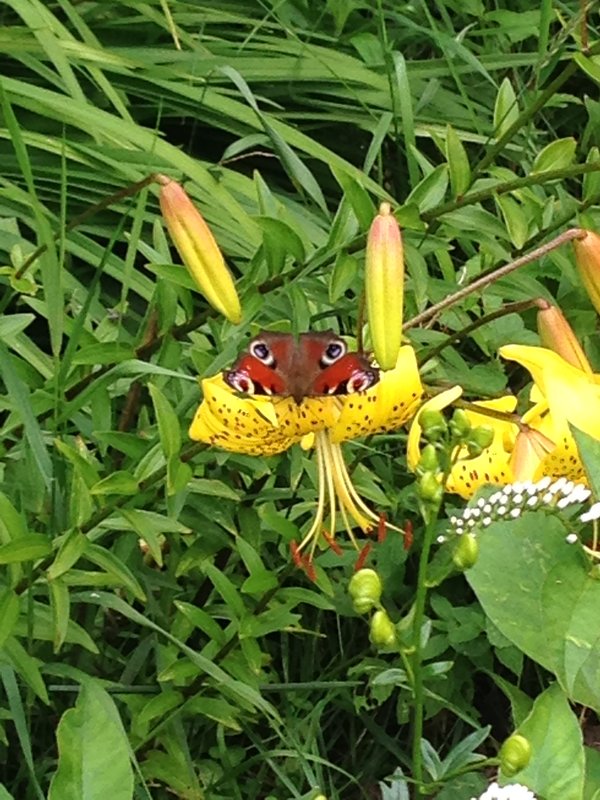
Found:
[331,346,423,443]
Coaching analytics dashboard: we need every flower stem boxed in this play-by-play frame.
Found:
[410,510,440,794]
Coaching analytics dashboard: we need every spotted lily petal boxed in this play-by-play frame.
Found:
[189,374,339,455]
[446,397,518,499]
[331,346,423,443]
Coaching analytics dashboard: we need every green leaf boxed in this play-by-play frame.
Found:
[571,425,600,499]
[0,535,51,564]
[49,578,70,653]
[149,383,181,495]
[502,684,584,800]
[72,343,135,365]
[532,138,577,174]
[48,681,134,800]
[495,195,529,249]
[84,544,146,602]
[405,164,448,213]
[255,216,306,274]
[118,509,164,567]
[446,124,471,197]
[0,590,19,651]
[467,513,600,711]
[329,253,359,303]
[90,471,139,496]
[494,77,520,137]
[47,530,88,581]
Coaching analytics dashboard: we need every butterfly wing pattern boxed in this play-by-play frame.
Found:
[225,332,379,403]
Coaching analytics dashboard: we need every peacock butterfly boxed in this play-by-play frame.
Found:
[225,331,379,404]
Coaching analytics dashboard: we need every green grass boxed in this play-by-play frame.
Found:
[0,1,599,798]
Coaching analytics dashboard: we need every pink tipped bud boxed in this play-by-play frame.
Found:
[510,426,556,481]
[536,299,592,374]
[365,203,404,370]
[573,229,600,318]
[157,175,242,324]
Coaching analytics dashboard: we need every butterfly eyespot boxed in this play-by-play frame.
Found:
[226,371,256,395]
[347,371,377,394]
[249,340,275,366]
[321,339,347,366]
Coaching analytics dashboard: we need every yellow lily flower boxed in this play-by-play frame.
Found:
[500,344,600,483]
[190,346,423,567]
[407,389,519,499]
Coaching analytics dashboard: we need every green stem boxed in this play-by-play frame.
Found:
[410,508,439,794]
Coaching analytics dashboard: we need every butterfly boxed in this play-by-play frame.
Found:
[225,331,379,404]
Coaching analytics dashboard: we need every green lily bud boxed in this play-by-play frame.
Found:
[365,203,404,370]
[419,409,448,442]
[573,229,600,317]
[157,174,242,324]
[418,444,439,474]
[349,568,383,614]
[499,733,532,776]
[449,409,471,440]
[537,299,592,374]
[452,533,479,571]
[418,472,443,504]
[369,609,396,648]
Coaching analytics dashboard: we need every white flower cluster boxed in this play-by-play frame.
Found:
[471,781,537,800]
[441,477,596,544]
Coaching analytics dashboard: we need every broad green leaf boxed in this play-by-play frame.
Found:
[118,509,163,567]
[4,638,48,704]
[405,165,449,213]
[72,343,135,365]
[15,601,98,654]
[502,684,584,800]
[149,383,180,495]
[48,681,134,800]
[329,253,359,303]
[330,168,375,231]
[494,77,519,137]
[0,785,15,799]
[255,216,306,274]
[532,138,577,174]
[0,535,51,564]
[467,513,600,711]
[584,747,600,800]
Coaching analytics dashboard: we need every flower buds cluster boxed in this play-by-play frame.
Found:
[443,476,593,544]
[349,569,396,650]
[157,175,242,323]
[365,203,404,370]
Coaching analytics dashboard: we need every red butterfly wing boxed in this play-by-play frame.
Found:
[312,353,379,396]
[225,354,287,396]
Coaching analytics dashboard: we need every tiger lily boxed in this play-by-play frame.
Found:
[408,344,600,499]
[190,346,423,571]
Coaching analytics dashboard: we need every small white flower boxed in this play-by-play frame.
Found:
[471,508,481,518]
[467,518,476,528]
[566,533,579,544]
[496,505,507,516]
[477,497,487,508]
[464,508,473,520]
[450,516,458,525]
[549,477,567,494]
[483,503,492,514]
[510,508,521,519]
[541,491,553,505]
[557,496,573,510]
[482,516,492,526]
[470,781,537,800]
[571,486,591,503]
[437,534,447,543]
[489,491,503,504]
[560,480,575,496]
[511,481,525,494]
[580,502,600,523]
[512,493,524,504]
[535,476,551,491]
[526,496,539,507]
[502,485,514,495]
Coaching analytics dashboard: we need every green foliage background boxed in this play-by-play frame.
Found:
[1,1,600,798]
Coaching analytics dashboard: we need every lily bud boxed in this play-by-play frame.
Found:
[452,533,479,571]
[573,229,600,317]
[536,299,592,373]
[499,733,532,776]
[418,472,444,504]
[369,609,396,648]
[365,203,404,370]
[418,444,439,474]
[157,175,242,324]
[419,409,448,442]
[449,409,471,441]
[349,568,383,614]
[466,425,494,457]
